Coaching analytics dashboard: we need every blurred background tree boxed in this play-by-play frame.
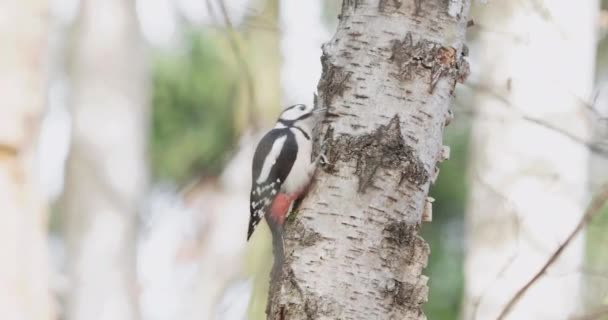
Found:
[0,1,53,319]
[463,1,597,318]
[62,0,148,319]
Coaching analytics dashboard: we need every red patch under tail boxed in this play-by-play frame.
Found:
[269,193,298,225]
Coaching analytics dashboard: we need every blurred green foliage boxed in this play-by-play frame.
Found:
[151,30,238,183]
[585,0,608,313]
[424,120,471,320]
[587,206,608,304]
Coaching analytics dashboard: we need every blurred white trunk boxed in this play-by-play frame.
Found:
[0,1,54,319]
[136,136,254,320]
[182,183,250,320]
[63,0,148,319]
[279,0,328,107]
[464,1,598,319]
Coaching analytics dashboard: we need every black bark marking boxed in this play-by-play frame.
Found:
[381,222,429,311]
[300,231,322,247]
[384,221,418,247]
[271,272,341,320]
[341,0,364,15]
[287,218,323,247]
[383,279,427,311]
[379,0,402,13]
[318,52,352,108]
[414,0,423,15]
[382,221,429,267]
[389,32,470,93]
[323,115,429,192]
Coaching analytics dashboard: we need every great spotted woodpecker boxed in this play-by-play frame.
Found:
[247,104,325,266]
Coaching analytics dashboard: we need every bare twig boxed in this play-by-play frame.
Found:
[208,0,261,129]
[496,184,608,320]
[462,82,608,156]
[519,115,608,155]
[469,172,522,320]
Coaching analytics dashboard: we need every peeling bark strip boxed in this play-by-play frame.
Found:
[268,0,471,319]
[323,116,429,192]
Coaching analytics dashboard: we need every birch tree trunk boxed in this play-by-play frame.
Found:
[268,1,471,318]
[0,1,53,319]
[63,0,148,319]
[463,1,597,319]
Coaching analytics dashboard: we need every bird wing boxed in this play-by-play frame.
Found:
[248,129,298,239]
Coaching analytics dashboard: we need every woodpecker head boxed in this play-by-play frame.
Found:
[277,104,324,129]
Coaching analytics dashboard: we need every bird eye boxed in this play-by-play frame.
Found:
[299,105,305,111]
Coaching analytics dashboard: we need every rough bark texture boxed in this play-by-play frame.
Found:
[267,1,471,319]
[63,0,148,319]
[463,1,597,319]
[0,1,53,319]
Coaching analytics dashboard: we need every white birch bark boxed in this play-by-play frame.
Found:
[463,1,598,319]
[268,0,471,318]
[0,1,54,319]
[63,0,148,319]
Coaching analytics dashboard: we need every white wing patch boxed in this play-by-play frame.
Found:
[256,135,287,184]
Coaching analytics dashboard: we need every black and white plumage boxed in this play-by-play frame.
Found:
[247,104,323,240]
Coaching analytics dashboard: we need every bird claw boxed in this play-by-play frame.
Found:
[315,138,331,167]
[318,153,329,166]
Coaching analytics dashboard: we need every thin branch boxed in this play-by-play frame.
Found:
[470,253,518,320]
[469,171,522,320]
[496,184,608,320]
[208,0,261,129]
[462,82,608,156]
[519,115,608,155]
